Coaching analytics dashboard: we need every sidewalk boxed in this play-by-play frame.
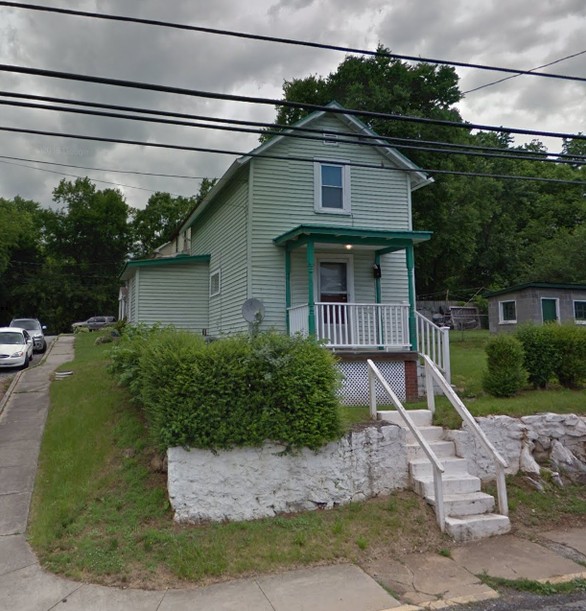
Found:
[0,335,585,611]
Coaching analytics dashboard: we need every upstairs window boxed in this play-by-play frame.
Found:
[499,300,516,323]
[574,300,586,323]
[314,162,350,214]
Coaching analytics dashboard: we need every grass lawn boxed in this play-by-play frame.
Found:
[28,332,586,588]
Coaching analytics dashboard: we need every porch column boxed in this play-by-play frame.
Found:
[374,253,381,304]
[285,247,291,334]
[307,240,316,335]
[406,244,417,351]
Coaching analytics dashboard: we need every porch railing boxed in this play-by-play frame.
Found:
[416,311,451,382]
[288,303,410,350]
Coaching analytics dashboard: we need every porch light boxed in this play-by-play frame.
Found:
[345,244,352,250]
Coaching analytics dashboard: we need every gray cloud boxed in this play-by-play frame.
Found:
[0,0,584,209]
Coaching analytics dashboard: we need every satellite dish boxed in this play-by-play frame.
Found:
[242,298,265,324]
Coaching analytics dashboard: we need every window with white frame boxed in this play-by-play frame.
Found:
[209,269,221,297]
[314,161,350,213]
[499,300,517,323]
[574,300,586,323]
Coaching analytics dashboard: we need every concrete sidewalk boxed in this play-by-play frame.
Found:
[0,335,585,611]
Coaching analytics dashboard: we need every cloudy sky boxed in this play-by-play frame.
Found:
[1,0,585,209]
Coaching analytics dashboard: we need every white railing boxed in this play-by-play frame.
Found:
[288,302,410,349]
[416,311,451,382]
[422,354,509,517]
[288,304,309,336]
[367,359,446,531]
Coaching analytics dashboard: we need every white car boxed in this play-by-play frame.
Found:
[0,327,34,369]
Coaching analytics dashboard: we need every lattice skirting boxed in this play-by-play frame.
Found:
[338,361,406,406]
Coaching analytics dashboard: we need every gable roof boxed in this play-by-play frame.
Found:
[181,101,432,232]
[486,282,586,297]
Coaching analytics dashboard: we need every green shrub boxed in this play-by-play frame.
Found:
[549,324,586,389]
[110,329,342,451]
[515,324,560,389]
[482,334,526,397]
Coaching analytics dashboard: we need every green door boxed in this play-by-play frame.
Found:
[541,298,558,323]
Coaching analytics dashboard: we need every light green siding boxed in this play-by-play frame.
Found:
[128,275,137,323]
[135,264,209,330]
[250,115,413,329]
[380,251,409,304]
[190,173,249,336]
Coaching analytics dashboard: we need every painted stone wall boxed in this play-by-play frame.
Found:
[445,413,586,480]
[168,424,408,523]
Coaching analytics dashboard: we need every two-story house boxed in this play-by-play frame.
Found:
[120,102,449,403]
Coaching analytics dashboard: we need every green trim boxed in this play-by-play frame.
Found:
[486,282,586,298]
[285,247,291,334]
[307,241,316,336]
[273,224,432,249]
[374,253,382,305]
[406,245,417,351]
[120,254,210,280]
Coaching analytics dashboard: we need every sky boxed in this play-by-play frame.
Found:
[1,0,585,210]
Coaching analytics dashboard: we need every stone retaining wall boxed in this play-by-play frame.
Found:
[168,424,408,523]
[446,413,586,480]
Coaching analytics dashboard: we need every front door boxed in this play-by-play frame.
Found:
[541,298,558,323]
[318,259,352,344]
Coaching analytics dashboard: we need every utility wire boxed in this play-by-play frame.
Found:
[4,90,583,162]
[3,97,585,166]
[2,64,586,142]
[0,154,211,180]
[2,1,586,85]
[463,49,586,95]
[0,158,187,194]
[1,124,584,186]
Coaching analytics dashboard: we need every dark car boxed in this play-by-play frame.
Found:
[9,318,47,353]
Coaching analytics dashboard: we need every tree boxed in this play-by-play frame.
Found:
[43,178,131,330]
[130,178,217,257]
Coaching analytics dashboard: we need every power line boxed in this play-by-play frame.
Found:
[0,154,210,180]
[1,124,584,186]
[2,64,586,143]
[0,158,186,194]
[5,90,583,162]
[3,97,585,167]
[463,49,586,95]
[2,1,586,86]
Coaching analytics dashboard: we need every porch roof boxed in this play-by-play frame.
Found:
[119,254,210,281]
[273,224,432,253]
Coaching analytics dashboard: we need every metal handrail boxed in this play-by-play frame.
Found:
[422,354,509,516]
[367,358,446,531]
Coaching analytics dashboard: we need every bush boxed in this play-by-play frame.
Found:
[482,334,526,397]
[549,324,586,389]
[515,324,560,389]
[109,328,342,451]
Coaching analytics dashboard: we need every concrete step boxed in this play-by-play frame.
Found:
[377,409,432,428]
[413,473,481,498]
[407,440,456,460]
[445,513,511,542]
[405,425,445,444]
[409,456,469,478]
[426,491,495,517]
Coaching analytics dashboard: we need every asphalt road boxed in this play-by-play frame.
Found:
[448,590,586,610]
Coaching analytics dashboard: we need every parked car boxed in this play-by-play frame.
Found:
[9,318,47,353]
[0,327,34,369]
[71,316,115,332]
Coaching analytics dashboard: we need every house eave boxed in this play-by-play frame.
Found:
[120,254,210,281]
[273,224,432,251]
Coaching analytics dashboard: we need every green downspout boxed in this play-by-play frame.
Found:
[374,253,382,304]
[285,247,291,334]
[307,240,316,336]
[406,244,417,351]
[375,253,382,350]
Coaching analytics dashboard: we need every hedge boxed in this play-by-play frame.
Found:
[482,334,526,397]
[109,328,342,451]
